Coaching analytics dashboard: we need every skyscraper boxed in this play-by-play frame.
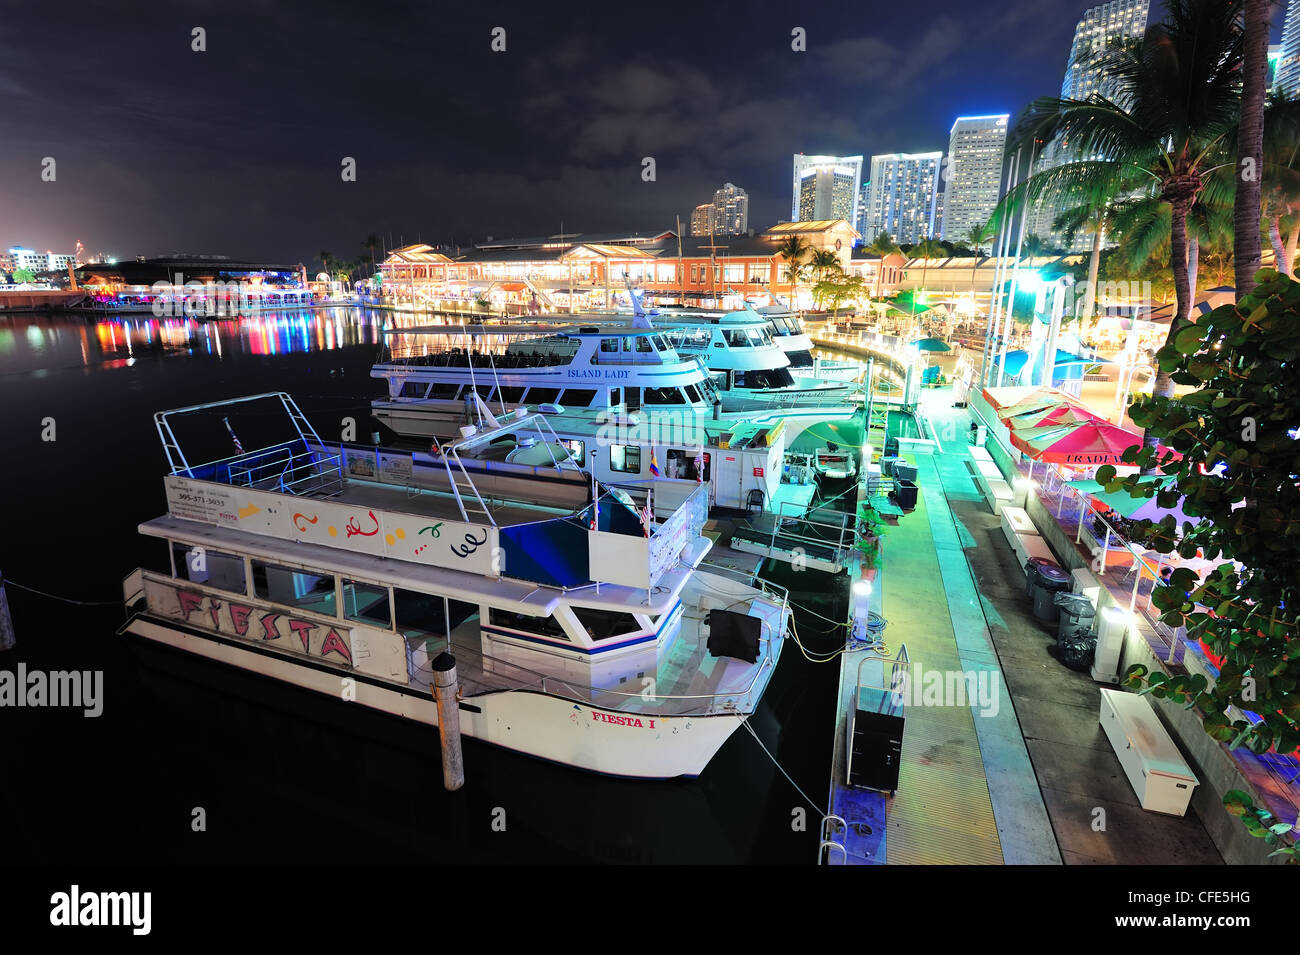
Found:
[864,152,943,246]
[690,203,714,237]
[690,183,749,236]
[711,182,749,235]
[1277,0,1300,98]
[856,179,872,239]
[1029,0,1150,249]
[941,115,1009,241]
[791,155,864,225]
[1060,0,1150,102]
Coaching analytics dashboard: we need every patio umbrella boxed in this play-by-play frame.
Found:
[982,385,1040,409]
[1011,419,1144,466]
[995,387,1088,423]
[1003,400,1103,432]
[913,337,951,352]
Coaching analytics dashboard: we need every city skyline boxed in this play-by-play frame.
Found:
[0,0,1213,265]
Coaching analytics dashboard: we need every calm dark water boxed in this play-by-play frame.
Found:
[0,307,840,864]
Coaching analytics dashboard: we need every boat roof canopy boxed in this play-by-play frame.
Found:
[384,322,669,338]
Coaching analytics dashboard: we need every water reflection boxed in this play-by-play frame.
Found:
[0,306,387,376]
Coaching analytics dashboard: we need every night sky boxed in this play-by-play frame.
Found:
[0,0,1240,266]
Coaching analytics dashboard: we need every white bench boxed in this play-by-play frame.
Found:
[1099,688,1199,816]
[1000,506,1045,566]
[968,445,994,465]
[897,436,936,457]
[971,459,1014,514]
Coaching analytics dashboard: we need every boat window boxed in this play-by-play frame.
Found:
[498,386,526,403]
[527,387,560,404]
[171,542,246,594]
[401,381,430,398]
[562,439,586,466]
[428,383,459,398]
[644,386,681,405]
[635,336,654,352]
[559,388,596,407]
[725,329,750,347]
[252,560,337,617]
[600,338,620,353]
[651,335,668,352]
[622,337,634,352]
[682,384,702,404]
[343,579,391,629]
[609,444,641,473]
[609,387,621,406]
[394,588,448,640]
[488,607,569,641]
[571,606,642,642]
[747,327,767,346]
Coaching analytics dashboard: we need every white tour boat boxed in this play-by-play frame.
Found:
[120,393,790,778]
[369,320,861,448]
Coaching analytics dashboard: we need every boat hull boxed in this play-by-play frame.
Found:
[123,614,746,779]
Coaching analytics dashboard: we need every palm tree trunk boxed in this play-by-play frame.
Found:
[1142,197,1193,472]
[1082,226,1102,335]
[1286,217,1299,276]
[1234,0,1270,300]
[1187,237,1200,301]
[1269,215,1287,273]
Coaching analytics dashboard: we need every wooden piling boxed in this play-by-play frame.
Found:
[432,651,464,791]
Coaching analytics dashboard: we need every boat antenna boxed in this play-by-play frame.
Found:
[221,416,245,455]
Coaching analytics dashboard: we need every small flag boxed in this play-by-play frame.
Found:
[642,505,652,537]
[649,448,660,477]
[694,448,704,483]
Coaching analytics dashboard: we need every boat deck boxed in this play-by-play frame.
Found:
[250,458,573,528]
[405,584,784,717]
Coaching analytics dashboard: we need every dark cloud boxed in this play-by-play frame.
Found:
[0,0,1211,264]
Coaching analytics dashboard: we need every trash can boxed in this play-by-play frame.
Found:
[894,479,918,510]
[1027,560,1071,622]
[895,463,918,483]
[1054,592,1096,641]
[1024,556,1063,598]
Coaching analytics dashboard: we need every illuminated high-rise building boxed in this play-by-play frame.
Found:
[690,203,714,236]
[941,115,1008,241]
[791,155,863,225]
[864,152,943,245]
[1029,0,1150,250]
[1277,1,1300,98]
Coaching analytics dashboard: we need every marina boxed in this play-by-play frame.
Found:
[5,1,1298,904]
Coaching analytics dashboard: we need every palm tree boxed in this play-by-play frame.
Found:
[1252,93,1300,274]
[363,234,381,276]
[1020,233,1047,259]
[908,237,946,330]
[808,248,842,284]
[1005,0,1244,432]
[1234,0,1271,297]
[776,234,811,286]
[11,268,36,284]
[862,230,901,299]
[318,250,333,278]
[962,219,998,306]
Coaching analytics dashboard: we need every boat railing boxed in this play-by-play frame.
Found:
[227,446,344,497]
